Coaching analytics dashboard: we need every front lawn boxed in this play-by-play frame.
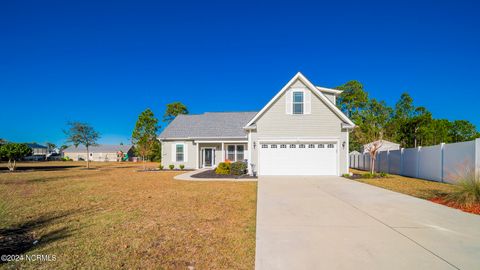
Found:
[0,162,257,269]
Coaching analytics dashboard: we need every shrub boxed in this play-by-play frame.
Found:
[230,161,247,175]
[159,164,164,170]
[446,172,480,206]
[215,162,231,175]
[179,164,185,170]
[342,173,350,178]
[169,164,174,170]
[362,172,375,179]
[379,172,389,178]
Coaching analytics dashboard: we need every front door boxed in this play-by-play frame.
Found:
[203,148,214,168]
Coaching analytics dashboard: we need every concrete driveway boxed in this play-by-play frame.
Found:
[255,176,480,270]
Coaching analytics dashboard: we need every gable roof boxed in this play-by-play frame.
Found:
[63,144,133,153]
[26,143,47,149]
[159,112,257,139]
[244,72,355,128]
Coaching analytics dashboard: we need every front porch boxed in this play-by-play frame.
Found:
[195,141,249,169]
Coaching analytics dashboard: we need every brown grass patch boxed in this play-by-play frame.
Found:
[349,169,455,200]
[0,162,257,269]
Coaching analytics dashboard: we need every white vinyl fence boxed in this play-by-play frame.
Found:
[349,139,480,183]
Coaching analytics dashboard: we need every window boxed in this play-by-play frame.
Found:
[227,145,236,160]
[280,144,287,148]
[176,144,184,162]
[328,144,334,148]
[308,144,315,148]
[318,144,325,148]
[227,144,246,162]
[270,144,277,148]
[289,144,296,148]
[236,145,244,161]
[261,144,268,148]
[293,91,304,114]
[299,144,305,148]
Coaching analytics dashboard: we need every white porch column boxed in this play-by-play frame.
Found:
[221,142,225,162]
[247,130,252,175]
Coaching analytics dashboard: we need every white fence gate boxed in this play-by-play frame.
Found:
[349,139,480,183]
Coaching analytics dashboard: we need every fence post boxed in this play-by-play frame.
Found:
[476,139,480,177]
[387,150,390,173]
[400,148,404,176]
[440,143,445,183]
[417,146,422,178]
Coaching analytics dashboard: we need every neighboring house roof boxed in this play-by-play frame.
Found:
[26,143,47,149]
[159,112,257,139]
[362,140,400,153]
[63,144,133,153]
[350,150,361,155]
[244,72,355,128]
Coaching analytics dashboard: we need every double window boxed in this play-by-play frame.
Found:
[293,91,304,114]
[226,145,245,162]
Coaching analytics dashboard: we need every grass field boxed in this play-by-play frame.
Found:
[0,162,257,269]
[349,168,456,199]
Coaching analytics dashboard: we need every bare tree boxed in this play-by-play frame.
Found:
[64,122,100,169]
[363,139,384,174]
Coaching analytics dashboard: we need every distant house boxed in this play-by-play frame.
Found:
[62,144,134,162]
[362,140,400,153]
[23,143,48,161]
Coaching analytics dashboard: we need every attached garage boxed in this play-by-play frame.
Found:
[258,142,338,176]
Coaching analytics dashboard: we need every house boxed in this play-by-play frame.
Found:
[62,144,134,162]
[159,72,355,176]
[362,140,400,154]
[24,143,48,161]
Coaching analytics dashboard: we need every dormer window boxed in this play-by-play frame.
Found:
[292,91,304,114]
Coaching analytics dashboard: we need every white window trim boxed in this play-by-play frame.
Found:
[200,147,215,168]
[292,91,304,115]
[172,143,187,163]
[225,144,246,162]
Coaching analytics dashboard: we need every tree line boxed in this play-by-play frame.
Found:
[336,80,480,152]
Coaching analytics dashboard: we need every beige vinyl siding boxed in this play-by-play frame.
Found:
[250,79,350,175]
[161,140,197,169]
[323,93,336,104]
[63,152,119,162]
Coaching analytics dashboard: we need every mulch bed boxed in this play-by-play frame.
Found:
[430,197,480,215]
[191,169,257,179]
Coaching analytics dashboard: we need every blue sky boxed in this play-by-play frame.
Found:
[1,0,479,146]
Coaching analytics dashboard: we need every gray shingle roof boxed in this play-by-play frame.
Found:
[26,143,47,149]
[159,112,257,139]
[63,144,133,153]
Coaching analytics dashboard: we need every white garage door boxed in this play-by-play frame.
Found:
[258,143,337,176]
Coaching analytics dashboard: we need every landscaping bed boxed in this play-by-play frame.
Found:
[191,169,257,179]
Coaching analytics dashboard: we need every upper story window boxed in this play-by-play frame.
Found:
[292,91,304,114]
